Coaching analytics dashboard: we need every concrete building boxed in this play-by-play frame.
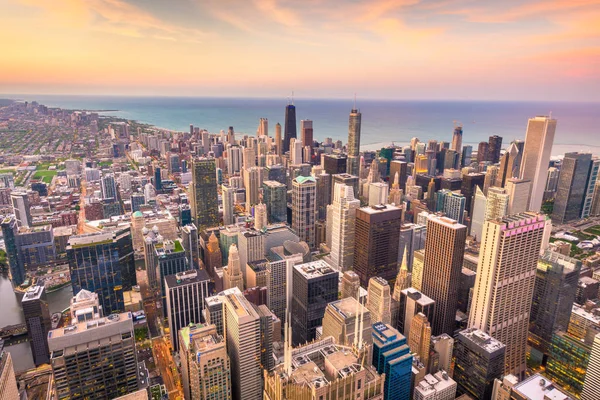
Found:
[0,341,19,400]
[505,178,531,215]
[367,276,392,325]
[22,284,51,366]
[328,183,360,272]
[291,176,317,249]
[322,297,372,349]
[414,371,457,400]
[398,287,435,341]
[408,313,432,367]
[223,244,244,292]
[486,187,509,221]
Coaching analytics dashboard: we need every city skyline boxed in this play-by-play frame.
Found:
[1,0,599,101]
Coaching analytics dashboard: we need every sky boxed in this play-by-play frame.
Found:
[1,0,599,101]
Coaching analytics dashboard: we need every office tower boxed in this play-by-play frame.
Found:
[254,202,267,230]
[372,322,413,400]
[451,126,463,155]
[221,184,235,226]
[483,165,499,195]
[1,216,25,287]
[314,172,331,220]
[243,166,261,211]
[545,330,591,396]
[592,180,600,216]
[369,182,389,206]
[48,312,138,399]
[341,270,361,300]
[291,260,338,345]
[453,329,506,399]
[398,223,426,270]
[529,251,581,357]
[154,166,163,191]
[300,119,313,150]
[367,277,392,325]
[505,178,531,214]
[329,183,360,271]
[206,288,262,400]
[485,187,509,221]
[165,270,212,351]
[353,204,402,287]
[181,224,199,269]
[496,142,520,187]
[283,102,297,153]
[390,160,408,191]
[191,157,219,230]
[321,296,372,348]
[70,289,102,322]
[68,228,135,315]
[290,138,303,164]
[470,186,486,240]
[332,173,360,204]
[412,249,425,291]
[582,333,600,400]
[461,145,473,168]
[10,191,31,227]
[223,244,244,292]
[582,158,600,218]
[461,173,485,212]
[398,287,435,337]
[265,251,302,324]
[432,334,454,374]
[291,176,317,249]
[438,191,466,224]
[22,285,50,366]
[409,312,432,366]
[520,116,557,212]
[264,336,385,400]
[100,173,117,200]
[477,141,489,163]
[258,117,269,136]
[179,323,231,400]
[227,126,235,144]
[274,122,282,156]
[130,193,145,212]
[552,152,593,223]
[469,213,545,377]
[226,145,242,174]
[414,371,457,400]
[261,180,286,224]
[421,214,466,336]
[488,135,503,164]
[568,303,600,341]
[0,341,19,400]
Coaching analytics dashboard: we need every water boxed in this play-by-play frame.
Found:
[0,274,72,372]
[7,95,600,156]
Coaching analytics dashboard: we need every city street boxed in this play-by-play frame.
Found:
[152,337,183,400]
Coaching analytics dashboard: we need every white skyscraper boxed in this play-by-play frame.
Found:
[221,184,236,226]
[292,176,317,249]
[10,191,31,227]
[505,178,531,215]
[470,186,486,240]
[290,138,303,165]
[368,182,389,206]
[226,145,242,175]
[328,183,360,271]
[520,116,557,212]
[468,212,545,377]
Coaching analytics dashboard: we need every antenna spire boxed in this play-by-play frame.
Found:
[291,90,294,105]
[354,93,356,110]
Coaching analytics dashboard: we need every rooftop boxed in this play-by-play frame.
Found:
[459,328,506,354]
[513,374,572,400]
[328,297,368,320]
[294,260,337,279]
[22,284,45,301]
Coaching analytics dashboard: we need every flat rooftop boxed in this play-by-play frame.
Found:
[513,374,572,400]
[294,260,337,279]
[459,328,506,354]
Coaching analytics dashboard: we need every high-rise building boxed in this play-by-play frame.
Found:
[70,289,102,322]
[221,184,236,226]
[283,103,297,154]
[22,284,50,366]
[367,277,392,325]
[100,173,118,200]
[545,330,591,397]
[328,183,360,271]
[483,165,499,195]
[274,123,282,156]
[291,176,317,249]
[205,287,262,400]
[582,333,600,400]
[341,270,362,300]
[67,228,135,315]
[0,216,25,287]
[469,213,545,377]
[529,251,581,358]
[488,135,503,164]
[262,180,287,223]
[291,260,339,345]
[451,126,463,156]
[372,322,413,400]
[552,152,593,223]
[0,341,19,400]
[165,270,212,351]
[398,288,435,338]
[431,334,454,374]
[421,214,466,336]
[353,204,402,287]
[414,371,457,400]
[461,173,485,213]
[408,312,432,367]
[453,329,506,399]
[438,191,466,224]
[390,160,408,191]
[505,178,531,214]
[225,145,242,175]
[496,142,521,188]
[223,244,244,292]
[582,158,600,218]
[477,141,489,164]
[10,191,31,227]
[520,116,557,212]
[322,296,372,349]
[181,224,199,269]
[154,238,188,308]
[470,186,486,240]
[243,166,261,211]
[191,157,219,230]
[300,119,313,150]
[179,323,231,400]
[461,145,473,168]
[347,106,362,176]
[48,312,139,399]
[485,187,509,221]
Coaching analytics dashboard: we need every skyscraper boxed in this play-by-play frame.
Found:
[223,244,244,292]
[67,228,135,315]
[221,184,236,226]
[48,312,139,399]
[291,260,338,345]
[552,152,593,223]
[488,135,503,164]
[451,126,463,155]
[485,187,509,221]
[22,284,50,366]
[191,157,219,230]
[353,204,402,287]
[10,191,31,227]
[477,141,489,163]
[274,122,282,156]
[469,212,545,377]
[581,333,600,400]
[453,328,506,400]
[328,183,360,271]
[520,116,557,212]
[300,119,313,150]
[0,216,25,287]
[165,270,212,351]
[582,158,600,218]
[421,214,467,336]
[321,296,372,349]
[367,277,392,325]
[181,224,199,269]
[372,322,413,400]
[505,178,531,214]
[408,312,432,367]
[398,288,435,338]
[283,102,297,154]
[262,180,287,223]
[0,341,19,400]
[101,173,118,200]
[347,106,362,176]
[179,323,231,400]
[470,186,486,240]
[496,141,520,187]
[291,176,317,249]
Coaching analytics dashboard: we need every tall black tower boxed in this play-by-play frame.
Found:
[283,103,297,154]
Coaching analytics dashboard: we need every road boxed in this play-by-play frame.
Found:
[152,337,183,399]
[78,174,87,234]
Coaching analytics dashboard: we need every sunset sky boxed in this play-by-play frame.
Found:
[1,0,599,100]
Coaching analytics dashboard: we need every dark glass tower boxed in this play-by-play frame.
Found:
[1,216,25,286]
[67,228,135,315]
[283,103,296,154]
[191,157,219,231]
[154,167,162,191]
[487,135,503,164]
[552,152,593,223]
[22,284,51,366]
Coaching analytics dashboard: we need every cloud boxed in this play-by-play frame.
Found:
[253,0,300,27]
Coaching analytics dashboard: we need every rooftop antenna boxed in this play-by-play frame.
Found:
[354,93,357,110]
[291,90,294,105]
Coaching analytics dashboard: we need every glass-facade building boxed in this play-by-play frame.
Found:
[191,157,219,231]
[545,330,591,396]
[371,322,412,400]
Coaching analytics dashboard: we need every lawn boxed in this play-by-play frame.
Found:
[33,170,57,183]
[584,225,600,236]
